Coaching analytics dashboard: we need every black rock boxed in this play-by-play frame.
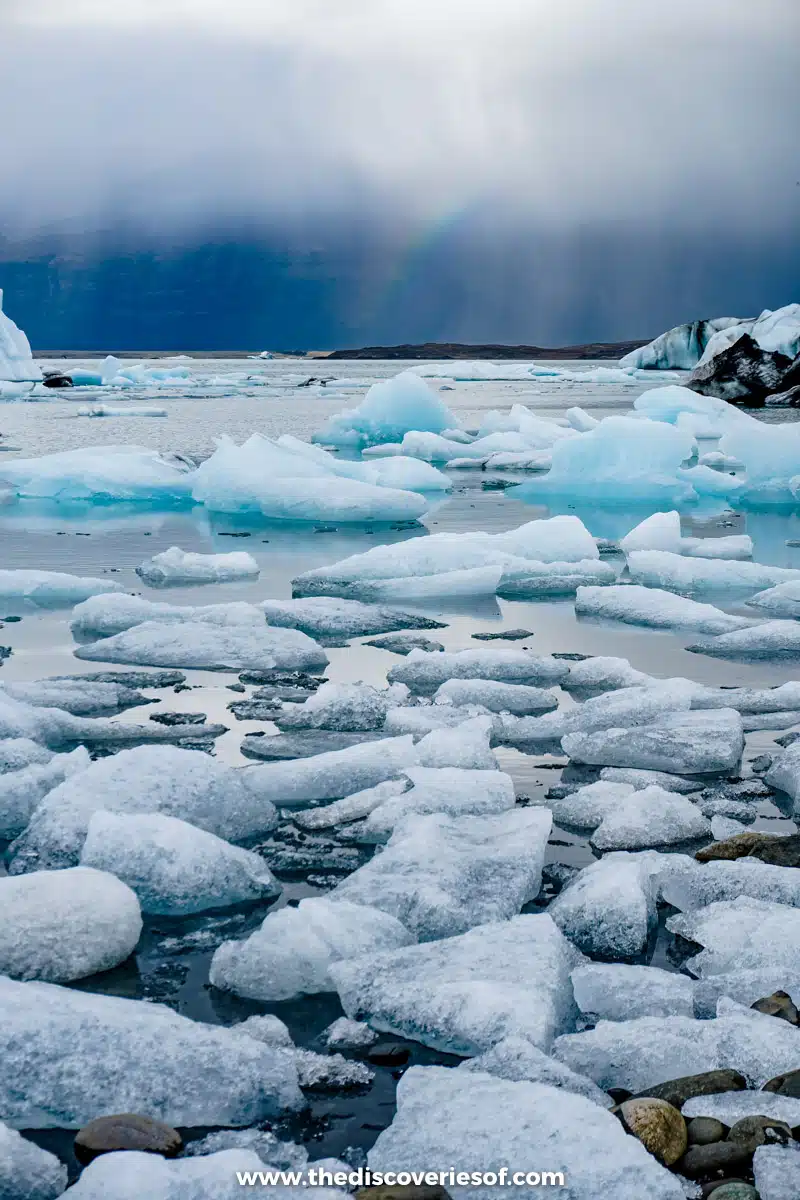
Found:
[74,1113,182,1164]
[551,652,591,661]
[367,1042,411,1067]
[763,1067,800,1097]
[751,989,800,1025]
[149,711,207,726]
[42,373,74,388]
[687,1117,729,1146]
[678,1139,755,1180]
[365,634,445,656]
[688,333,794,403]
[238,670,324,689]
[228,699,282,721]
[629,1069,747,1109]
[472,629,534,642]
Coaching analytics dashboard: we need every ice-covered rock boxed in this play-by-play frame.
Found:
[368,1066,685,1199]
[362,766,516,840]
[334,808,551,941]
[765,740,800,800]
[563,709,744,775]
[571,964,696,1021]
[313,370,458,447]
[0,1120,66,1200]
[627,549,800,593]
[277,682,390,732]
[388,648,568,694]
[590,785,711,850]
[433,678,558,715]
[74,620,328,672]
[748,580,800,618]
[292,779,408,831]
[0,570,123,608]
[688,620,800,660]
[261,597,443,642]
[415,716,497,769]
[135,546,260,585]
[0,867,141,983]
[575,584,751,635]
[621,318,748,370]
[660,858,800,912]
[209,896,414,1002]
[70,592,265,638]
[0,747,89,839]
[501,682,694,745]
[458,1036,612,1107]
[667,896,800,977]
[754,1143,800,1200]
[0,292,42,383]
[332,914,582,1055]
[80,811,280,915]
[553,998,800,1092]
[0,446,194,504]
[6,745,280,873]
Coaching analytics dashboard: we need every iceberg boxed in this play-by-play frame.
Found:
[0,679,148,717]
[627,548,800,593]
[497,558,617,597]
[575,584,751,635]
[748,579,800,618]
[0,867,141,983]
[260,596,445,641]
[361,767,516,840]
[621,317,752,370]
[76,404,167,417]
[313,370,458,448]
[0,446,194,504]
[0,747,89,839]
[0,1121,66,1200]
[135,546,260,585]
[387,648,569,693]
[276,433,451,491]
[70,592,265,638]
[74,620,328,672]
[0,975,303,1128]
[0,569,123,607]
[331,914,583,1055]
[0,291,42,383]
[433,679,559,715]
[562,708,744,774]
[620,510,752,559]
[209,896,414,1002]
[500,681,694,745]
[720,418,800,505]
[333,808,551,940]
[368,1067,685,1200]
[688,619,800,660]
[599,766,701,793]
[80,811,280,915]
[571,963,695,1021]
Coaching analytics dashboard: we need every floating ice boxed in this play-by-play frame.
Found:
[0,446,194,504]
[313,371,458,448]
[334,808,551,941]
[563,709,744,774]
[459,1036,612,1107]
[660,859,800,912]
[689,679,800,714]
[292,779,408,831]
[324,1017,379,1050]
[497,558,617,597]
[276,682,390,732]
[0,747,89,839]
[433,679,558,715]
[627,549,800,593]
[754,1143,800,1200]
[77,404,167,417]
[549,852,660,959]
[565,656,651,692]
[667,896,800,977]
[388,648,568,694]
[362,767,516,840]
[590,785,711,850]
[261,597,444,641]
[571,964,696,1020]
[416,716,497,770]
[136,546,260,585]
[0,738,52,774]
[7,745,280,873]
[71,592,265,638]
[599,766,701,793]
[210,897,414,1003]
[538,779,636,829]
[689,620,800,660]
[501,682,694,746]
[383,705,495,737]
[0,292,42,383]
[765,740,800,801]
[576,584,751,635]
[0,1120,66,1200]
[748,580,800,618]
[0,570,123,607]
[719,411,800,506]
[80,811,280,916]
[619,511,751,558]
[0,867,141,982]
[369,1067,685,1200]
[0,678,148,717]
[74,620,328,672]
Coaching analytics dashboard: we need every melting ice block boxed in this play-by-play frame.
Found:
[368,1067,685,1200]
[765,740,800,801]
[416,716,497,769]
[575,584,751,635]
[388,648,568,693]
[209,897,414,1002]
[291,779,408,831]
[0,445,194,504]
[0,867,141,983]
[627,549,800,593]
[538,779,636,829]
[6,745,280,873]
[433,679,559,715]
[748,579,800,618]
[754,1144,800,1200]
[0,292,42,383]
[334,808,551,941]
[241,735,419,808]
[667,896,800,977]
[331,914,583,1056]
[135,546,260,585]
[590,785,711,850]
[565,655,652,692]
[361,767,516,840]
[571,963,695,1021]
[0,748,89,839]
[71,592,265,638]
[313,370,458,448]
[1,678,148,717]
[277,682,390,732]
[80,811,280,916]
[660,858,800,912]
[500,681,693,745]
[0,738,52,774]
[0,1121,66,1200]
[74,620,328,672]
[0,976,303,1128]
[261,596,445,641]
[458,1036,612,1107]
[562,708,744,774]
[619,511,753,559]
[0,570,123,607]
[688,619,800,660]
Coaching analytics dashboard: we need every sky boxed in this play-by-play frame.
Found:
[0,0,798,349]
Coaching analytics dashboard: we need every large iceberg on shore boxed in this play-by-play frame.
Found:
[0,446,194,504]
[73,619,328,671]
[0,975,303,1128]
[623,305,800,371]
[313,371,458,447]
[0,291,42,383]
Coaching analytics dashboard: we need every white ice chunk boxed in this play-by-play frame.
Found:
[383,705,495,737]
[660,859,800,912]
[562,709,744,775]
[74,619,328,671]
[291,779,409,831]
[135,546,260,585]
[622,320,747,370]
[544,780,636,829]
[334,808,551,941]
[71,592,266,638]
[754,1144,800,1200]
[619,511,752,559]
[0,738,52,774]
[575,584,751,635]
[721,416,800,505]
[765,740,800,801]
[571,963,696,1020]
[416,716,497,769]
[501,682,694,744]
[0,867,141,983]
[260,596,443,640]
[693,968,800,1018]
[1,678,146,717]
[324,1017,378,1051]
[80,811,280,916]
[242,735,419,809]
[566,656,652,692]
[748,580,800,619]
[565,406,599,432]
[388,648,568,693]
[590,785,711,850]
[0,292,42,383]
[277,682,389,732]
[0,1121,66,1200]
[313,371,458,448]
[0,747,89,839]
[599,767,701,794]
[667,897,800,977]
[459,1036,612,1107]
[688,620,800,661]
[368,1067,685,1200]
[433,679,558,715]
[362,767,516,840]
[0,445,194,504]
[209,897,414,1002]
[0,570,123,607]
[627,550,800,594]
[322,565,504,602]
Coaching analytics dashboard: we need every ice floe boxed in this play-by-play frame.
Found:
[589,785,711,850]
[135,546,260,585]
[0,569,123,607]
[621,318,748,370]
[0,446,194,504]
[0,1120,66,1200]
[562,708,744,774]
[501,681,694,746]
[619,510,753,559]
[433,678,558,715]
[70,592,265,638]
[261,596,444,641]
[388,648,569,693]
[627,549,800,593]
[74,620,328,672]
[667,896,800,977]
[575,584,750,635]
[688,619,800,660]
[415,716,497,769]
[361,767,516,840]
[660,858,800,912]
[748,579,800,618]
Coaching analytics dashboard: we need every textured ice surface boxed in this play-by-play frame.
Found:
[210,896,414,1002]
[748,580,800,618]
[501,682,693,744]
[553,998,800,1091]
[384,705,494,736]
[261,596,443,641]
[689,620,800,660]
[563,709,744,774]
[619,511,752,560]
[182,1125,306,1167]
[314,370,457,447]
[292,779,408,831]
[0,867,141,983]
[324,1017,378,1051]
[1,678,148,717]
[368,1067,684,1200]
[720,415,800,505]
[310,564,505,602]
[572,963,696,1020]
[332,914,582,1055]
[667,897,800,977]
[765,741,800,800]
[365,631,445,655]
[622,320,747,370]
[0,738,52,774]
[244,735,418,809]
[334,808,551,940]
[416,716,497,769]
[599,767,701,793]
[660,859,800,912]
[565,656,651,691]
[136,546,260,585]
[590,785,711,850]
[277,682,390,732]
[433,679,558,715]
[362,767,516,840]
[71,592,265,638]
[388,648,568,693]
[0,570,123,607]
[0,975,303,1128]
[689,680,800,713]
[683,1091,800,1125]
[497,558,618,597]
[7,745,279,872]
[74,620,328,672]
[0,293,42,383]
[0,446,193,504]
[627,549,800,593]
[80,811,280,915]
[541,779,636,829]
[754,1144,800,1200]
[0,748,89,839]
[575,584,751,635]
[0,1121,66,1200]
[459,1036,612,1107]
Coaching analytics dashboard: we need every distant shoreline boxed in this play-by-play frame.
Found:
[33,339,648,361]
